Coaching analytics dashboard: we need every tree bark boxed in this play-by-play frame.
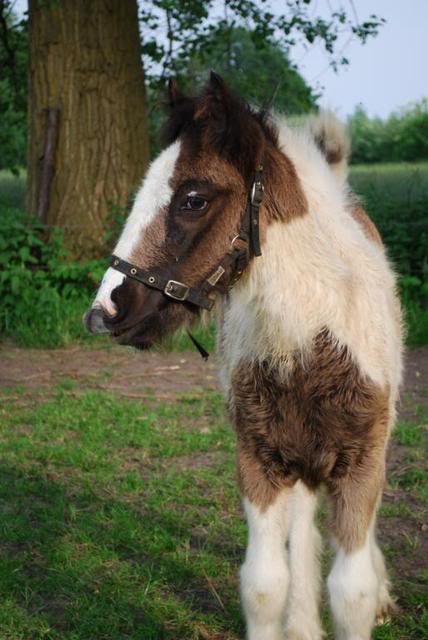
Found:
[27,0,149,258]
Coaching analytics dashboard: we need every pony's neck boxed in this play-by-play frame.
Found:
[219,136,350,374]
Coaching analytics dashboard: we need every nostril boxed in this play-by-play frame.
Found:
[83,307,110,334]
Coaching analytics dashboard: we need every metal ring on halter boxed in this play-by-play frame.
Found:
[231,234,247,250]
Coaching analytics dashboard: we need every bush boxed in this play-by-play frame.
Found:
[0,208,106,347]
[349,100,428,164]
[349,162,428,347]
[349,163,428,279]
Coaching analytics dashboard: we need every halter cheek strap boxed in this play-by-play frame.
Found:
[109,164,265,312]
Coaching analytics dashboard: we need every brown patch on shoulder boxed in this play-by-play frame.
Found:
[231,330,390,551]
[351,204,383,247]
[262,143,308,223]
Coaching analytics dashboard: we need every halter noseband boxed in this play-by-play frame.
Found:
[109,164,264,313]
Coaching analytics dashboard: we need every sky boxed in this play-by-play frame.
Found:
[287,0,428,118]
[13,0,427,119]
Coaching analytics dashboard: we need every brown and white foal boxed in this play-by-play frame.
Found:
[86,73,403,640]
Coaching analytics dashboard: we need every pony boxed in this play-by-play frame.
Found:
[85,72,403,640]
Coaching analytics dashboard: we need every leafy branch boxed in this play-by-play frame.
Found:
[139,0,385,87]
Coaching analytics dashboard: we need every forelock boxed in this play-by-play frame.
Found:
[162,96,198,147]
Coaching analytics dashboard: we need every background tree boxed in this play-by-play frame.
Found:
[348,100,428,164]
[140,0,384,90]
[141,0,383,153]
[1,0,384,258]
[26,0,149,258]
[184,27,316,113]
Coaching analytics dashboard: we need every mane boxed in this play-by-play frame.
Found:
[268,112,357,234]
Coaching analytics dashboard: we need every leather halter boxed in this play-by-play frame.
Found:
[109,164,264,312]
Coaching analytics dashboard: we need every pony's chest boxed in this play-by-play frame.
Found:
[230,332,388,488]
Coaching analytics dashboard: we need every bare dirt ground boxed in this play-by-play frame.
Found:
[0,343,220,403]
[0,342,427,414]
[1,343,426,460]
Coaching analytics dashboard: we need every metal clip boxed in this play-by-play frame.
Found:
[250,180,264,206]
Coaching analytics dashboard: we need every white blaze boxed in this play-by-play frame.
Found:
[93,140,181,315]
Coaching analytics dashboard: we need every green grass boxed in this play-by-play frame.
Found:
[350,161,428,199]
[0,387,427,639]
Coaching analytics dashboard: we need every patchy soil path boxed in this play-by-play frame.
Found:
[0,342,427,416]
[0,343,219,403]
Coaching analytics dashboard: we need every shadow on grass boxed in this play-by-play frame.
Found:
[0,465,243,640]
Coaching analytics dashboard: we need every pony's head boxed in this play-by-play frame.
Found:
[84,72,303,349]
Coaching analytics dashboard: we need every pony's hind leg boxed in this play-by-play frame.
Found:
[285,481,323,640]
[371,529,396,623]
[241,490,291,640]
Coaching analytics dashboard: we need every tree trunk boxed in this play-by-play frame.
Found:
[27,0,149,258]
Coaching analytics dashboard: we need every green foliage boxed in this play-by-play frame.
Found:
[349,100,428,164]
[0,208,106,347]
[140,1,384,87]
[0,5,27,173]
[0,169,26,209]
[349,163,428,279]
[183,27,317,114]
[143,1,383,155]
[349,162,428,347]
[147,26,317,155]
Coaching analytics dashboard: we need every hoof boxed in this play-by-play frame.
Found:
[376,598,400,625]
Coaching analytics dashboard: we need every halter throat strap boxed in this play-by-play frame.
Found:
[109,164,265,312]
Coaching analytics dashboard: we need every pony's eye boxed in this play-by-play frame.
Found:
[181,195,208,211]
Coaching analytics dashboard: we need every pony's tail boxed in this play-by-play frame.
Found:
[307,111,351,184]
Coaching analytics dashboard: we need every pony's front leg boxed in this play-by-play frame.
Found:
[286,481,323,640]
[240,490,291,640]
[327,450,386,640]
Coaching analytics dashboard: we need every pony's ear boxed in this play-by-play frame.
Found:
[168,78,187,108]
[205,71,232,107]
[162,79,197,144]
[195,71,234,121]
[195,71,264,179]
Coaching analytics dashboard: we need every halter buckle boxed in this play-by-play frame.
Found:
[164,280,189,301]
